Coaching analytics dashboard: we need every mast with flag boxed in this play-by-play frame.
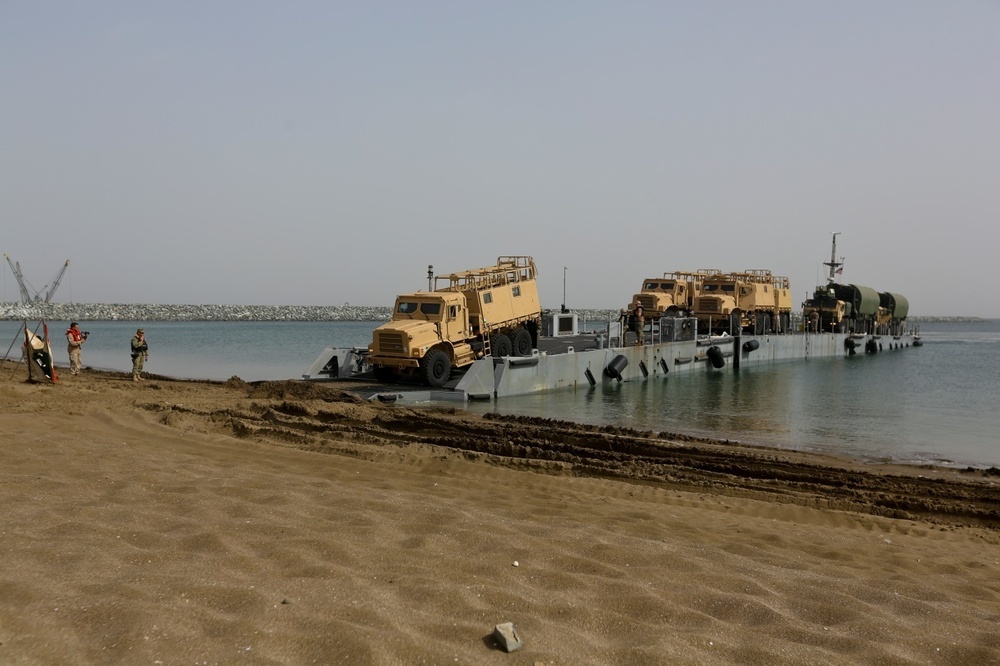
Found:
[823,232,844,283]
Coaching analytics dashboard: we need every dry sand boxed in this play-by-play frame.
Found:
[2,359,1000,665]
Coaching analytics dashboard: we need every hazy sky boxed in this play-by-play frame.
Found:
[2,2,997,316]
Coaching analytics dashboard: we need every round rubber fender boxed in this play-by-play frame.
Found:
[706,346,725,369]
[606,354,628,380]
[742,339,759,353]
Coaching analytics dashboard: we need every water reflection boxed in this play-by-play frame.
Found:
[467,326,1000,468]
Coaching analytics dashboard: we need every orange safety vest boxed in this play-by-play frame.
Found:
[67,328,83,343]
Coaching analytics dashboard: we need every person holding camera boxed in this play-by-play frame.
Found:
[66,322,87,375]
[131,328,149,382]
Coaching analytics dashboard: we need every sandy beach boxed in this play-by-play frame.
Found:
[2,359,1000,665]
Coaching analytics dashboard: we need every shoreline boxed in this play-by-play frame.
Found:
[6,359,1000,521]
[8,357,1000,475]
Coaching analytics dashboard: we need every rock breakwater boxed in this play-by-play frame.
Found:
[0,302,390,322]
[0,302,621,323]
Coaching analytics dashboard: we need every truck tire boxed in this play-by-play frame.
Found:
[422,349,451,387]
[490,334,512,358]
[511,328,532,356]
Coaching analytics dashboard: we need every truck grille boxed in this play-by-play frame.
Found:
[376,331,406,353]
[637,295,657,309]
[695,297,722,314]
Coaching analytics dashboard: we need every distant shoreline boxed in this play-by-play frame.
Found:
[0,302,990,323]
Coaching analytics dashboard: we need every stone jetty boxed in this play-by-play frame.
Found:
[0,302,391,322]
[0,301,964,324]
[0,301,621,323]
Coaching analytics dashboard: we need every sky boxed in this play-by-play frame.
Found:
[2,2,998,316]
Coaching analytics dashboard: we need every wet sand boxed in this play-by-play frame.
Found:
[2,359,1000,664]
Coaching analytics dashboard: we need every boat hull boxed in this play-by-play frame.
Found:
[303,324,920,403]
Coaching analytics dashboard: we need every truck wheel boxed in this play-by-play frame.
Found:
[490,334,512,358]
[423,349,451,387]
[511,328,532,356]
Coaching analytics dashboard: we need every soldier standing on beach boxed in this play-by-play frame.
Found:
[131,329,149,382]
[66,322,85,375]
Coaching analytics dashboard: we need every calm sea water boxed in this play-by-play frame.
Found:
[3,318,998,469]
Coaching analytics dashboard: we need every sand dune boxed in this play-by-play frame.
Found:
[2,360,1000,664]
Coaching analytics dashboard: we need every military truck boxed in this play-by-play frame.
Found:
[877,291,909,335]
[692,269,792,335]
[802,283,910,335]
[802,284,848,332]
[801,235,909,336]
[629,270,713,318]
[368,256,542,388]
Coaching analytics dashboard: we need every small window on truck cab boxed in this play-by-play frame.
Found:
[483,292,493,304]
[512,286,521,297]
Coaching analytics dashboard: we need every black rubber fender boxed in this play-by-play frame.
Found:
[605,354,628,380]
[706,346,725,369]
[742,339,760,353]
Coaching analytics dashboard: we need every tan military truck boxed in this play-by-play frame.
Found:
[629,270,714,318]
[693,269,792,334]
[368,256,542,387]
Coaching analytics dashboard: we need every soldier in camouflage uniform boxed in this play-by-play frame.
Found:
[633,304,645,345]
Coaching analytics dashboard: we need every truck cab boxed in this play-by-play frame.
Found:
[370,292,476,381]
[693,270,790,334]
[803,286,848,332]
[390,293,471,344]
[630,271,704,318]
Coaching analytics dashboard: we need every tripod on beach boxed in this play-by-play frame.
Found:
[4,320,58,383]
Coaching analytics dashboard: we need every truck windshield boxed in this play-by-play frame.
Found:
[396,301,443,317]
[395,300,445,320]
